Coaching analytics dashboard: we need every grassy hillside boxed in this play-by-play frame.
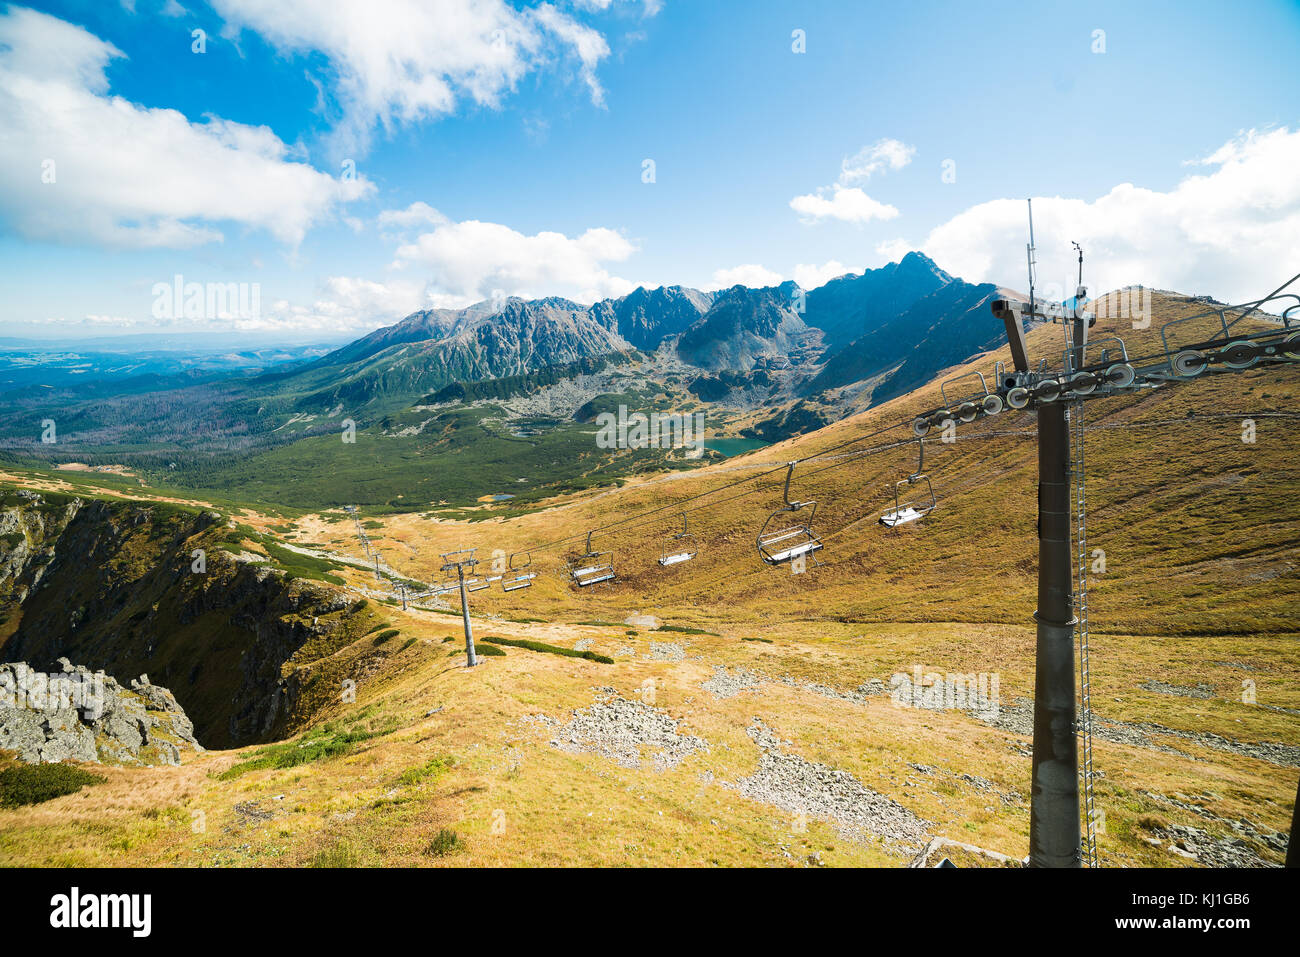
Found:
[0,290,1296,868]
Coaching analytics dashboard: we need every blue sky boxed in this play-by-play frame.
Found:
[2,0,1298,341]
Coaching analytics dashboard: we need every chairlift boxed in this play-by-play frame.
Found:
[659,513,698,567]
[880,439,936,528]
[756,462,823,567]
[502,552,536,592]
[571,532,616,587]
[465,577,490,593]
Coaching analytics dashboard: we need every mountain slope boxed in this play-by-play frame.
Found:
[806,279,1003,399]
[286,297,632,411]
[803,251,954,351]
[588,285,712,351]
[677,281,818,371]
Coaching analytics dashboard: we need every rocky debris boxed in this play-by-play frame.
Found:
[543,688,708,772]
[708,666,887,705]
[624,614,660,629]
[643,641,686,662]
[908,836,1023,868]
[233,802,275,824]
[1153,824,1279,868]
[701,665,763,700]
[1142,790,1288,858]
[725,720,930,848]
[1141,680,1215,699]
[573,638,594,652]
[0,660,202,766]
[1215,660,1263,672]
[976,697,1300,767]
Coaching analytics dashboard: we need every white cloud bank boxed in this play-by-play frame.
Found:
[213,0,630,159]
[0,6,371,249]
[887,127,1300,304]
[393,219,638,306]
[791,137,913,225]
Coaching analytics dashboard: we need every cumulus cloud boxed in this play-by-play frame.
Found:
[213,0,622,159]
[794,260,856,289]
[377,201,451,231]
[708,264,784,290]
[0,7,371,249]
[839,138,915,184]
[261,276,432,333]
[789,187,900,225]
[791,137,913,225]
[913,127,1300,303]
[392,219,637,305]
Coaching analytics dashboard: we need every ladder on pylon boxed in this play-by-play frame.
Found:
[1070,399,1099,868]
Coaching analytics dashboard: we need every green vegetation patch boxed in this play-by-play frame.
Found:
[424,828,465,857]
[0,762,105,808]
[478,635,613,664]
[216,719,396,781]
[397,755,455,787]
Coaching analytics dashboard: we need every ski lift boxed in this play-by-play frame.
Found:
[464,577,490,593]
[658,513,698,567]
[571,532,616,587]
[880,438,936,528]
[502,552,535,592]
[756,462,823,566]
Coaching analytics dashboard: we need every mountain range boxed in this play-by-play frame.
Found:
[275,251,1014,416]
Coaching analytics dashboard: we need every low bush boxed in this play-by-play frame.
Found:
[0,763,105,808]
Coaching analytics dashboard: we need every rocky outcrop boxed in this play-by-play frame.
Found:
[1,492,378,749]
[0,660,202,765]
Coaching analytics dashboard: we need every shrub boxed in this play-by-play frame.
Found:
[216,722,396,781]
[449,643,504,657]
[478,635,613,664]
[372,629,400,646]
[425,828,465,857]
[398,756,455,787]
[0,763,105,808]
[310,840,361,868]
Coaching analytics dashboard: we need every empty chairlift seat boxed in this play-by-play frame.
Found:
[572,554,615,587]
[501,552,535,592]
[757,523,823,564]
[880,440,937,528]
[659,513,698,568]
[571,532,616,587]
[756,462,824,568]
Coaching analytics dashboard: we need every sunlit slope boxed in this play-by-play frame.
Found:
[352,291,1300,636]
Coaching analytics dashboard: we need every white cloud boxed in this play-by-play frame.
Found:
[393,219,637,304]
[915,127,1300,304]
[707,264,784,290]
[792,137,912,226]
[789,186,900,225]
[840,138,915,184]
[793,260,856,289]
[532,3,610,107]
[213,0,618,159]
[874,238,913,262]
[0,7,371,249]
[261,276,432,333]
[377,201,451,230]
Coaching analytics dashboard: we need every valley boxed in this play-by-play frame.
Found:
[1,285,1296,868]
